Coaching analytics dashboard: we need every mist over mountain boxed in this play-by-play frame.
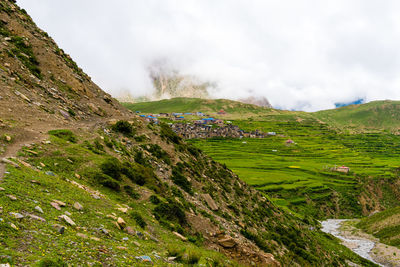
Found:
[16,0,400,111]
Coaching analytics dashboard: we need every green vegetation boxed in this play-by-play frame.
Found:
[111,120,135,137]
[48,129,77,143]
[189,116,400,218]
[358,206,400,247]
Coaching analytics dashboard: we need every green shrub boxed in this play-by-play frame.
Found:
[123,185,140,199]
[149,195,161,204]
[171,167,193,194]
[134,135,147,142]
[94,172,120,191]
[130,211,147,228]
[160,123,181,144]
[100,158,122,181]
[48,129,77,143]
[167,245,185,262]
[142,144,171,164]
[10,36,42,79]
[122,162,156,186]
[37,257,68,267]
[185,249,202,265]
[112,120,134,136]
[153,199,186,225]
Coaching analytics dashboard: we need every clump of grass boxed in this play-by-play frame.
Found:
[37,257,67,267]
[130,211,147,229]
[48,129,77,143]
[112,120,135,136]
[123,185,140,199]
[100,157,122,181]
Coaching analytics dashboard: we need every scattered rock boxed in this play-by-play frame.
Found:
[9,212,24,219]
[58,215,76,226]
[1,158,20,168]
[39,162,45,167]
[117,217,126,229]
[100,228,109,235]
[0,187,5,191]
[218,236,237,248]
[14,90,31,103]
[26,149,38,155]
[91,194,101,199]
[4,135,11,142]
[45,171,56,176]
[73,202,83,210]
[52,200,66,207]
[53,224,65,234]
[50,202,61,210]
[125,226,135,235]
[64,211,71,216]
[122,237,129,241]
[106,214,117,220]
[27,214,46,222]
[133,241,141,247]
[167,257,177,262]
[117,207,128,213]
[31,180,41,185]
[91,236,101,242]
[112,221,121,230]
[76,233,88,239]
[117,246,127,250]
[59,110,70,120]
[34,205,43,214]
[201,193,219,211]
[74,173,81,179]
[173,231,187,241]
[7,195,17,201]
[0,263,11,267]
[9,223,18,230]
[17,159,31,168]
[136,255,152,263]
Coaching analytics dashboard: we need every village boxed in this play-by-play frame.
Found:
[136,109,270,139]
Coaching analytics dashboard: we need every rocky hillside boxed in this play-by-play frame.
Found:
[0,1,377,266]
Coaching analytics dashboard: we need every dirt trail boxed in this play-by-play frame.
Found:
[0,118,115,182]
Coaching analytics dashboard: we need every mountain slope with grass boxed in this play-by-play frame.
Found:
[122,97,276,118]
[314,100,400,133]
[0,1,379,266]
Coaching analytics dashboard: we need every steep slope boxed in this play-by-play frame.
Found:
[0,1,378,266]
[314,100,400,133]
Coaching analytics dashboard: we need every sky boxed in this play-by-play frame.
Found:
[16,0,400,111]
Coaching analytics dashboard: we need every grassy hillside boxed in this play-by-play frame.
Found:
[189,117,400,219]
[122,97,274,118]
[0,120,376,266]
[314,100,400,133]
[358,206,400,248]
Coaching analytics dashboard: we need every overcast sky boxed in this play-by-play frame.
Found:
[17,0,400,111]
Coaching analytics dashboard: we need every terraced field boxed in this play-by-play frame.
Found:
[189,117,400,218]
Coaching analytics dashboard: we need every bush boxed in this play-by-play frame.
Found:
[149,195,161,204]
[37,258,68,267]
[94,172,120,191]
[167,245,185,262]
[171,167,192,194]
[123,185,140,199]
[48,129,77,143]
[160,123,181,144]
[112,120,134,136]
[100,158,122,180]
[122,162,156,186]
[185,250,202,265]
[153,199,186,225]
[142,144,171,165]
[130,211,147,229]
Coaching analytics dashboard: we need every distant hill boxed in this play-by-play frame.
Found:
[122,97,273,117]
[314,100,400,133]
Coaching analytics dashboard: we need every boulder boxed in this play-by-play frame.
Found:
[59,215,76,226]
[218,236,237,248]
[73,202,83,210]
[50,202,61,210]
[117,217,126,229]
[201,193,219,211]
[9,212,24,219]
[172,231,187,241]
[52,200,66,207]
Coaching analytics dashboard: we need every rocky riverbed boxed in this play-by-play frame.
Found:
[321,219,400,267]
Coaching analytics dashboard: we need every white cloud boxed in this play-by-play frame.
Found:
[17,0,400,111]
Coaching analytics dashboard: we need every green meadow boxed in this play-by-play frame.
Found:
[189,118,400,218]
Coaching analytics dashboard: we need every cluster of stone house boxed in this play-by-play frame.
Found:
[170,123,266,139]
